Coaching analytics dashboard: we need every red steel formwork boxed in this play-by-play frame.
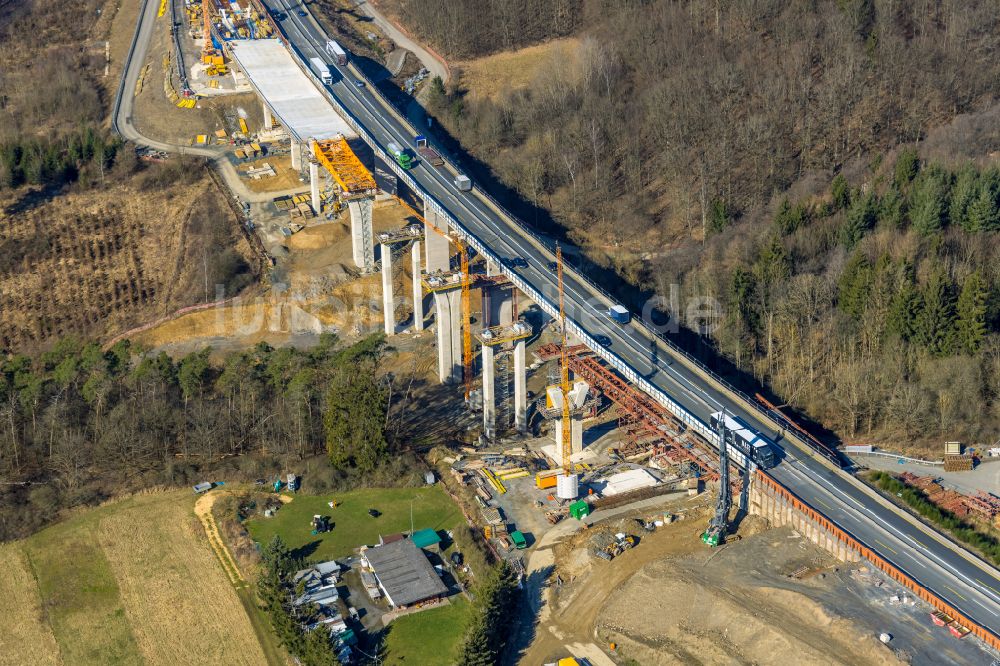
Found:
[535,343,719,480]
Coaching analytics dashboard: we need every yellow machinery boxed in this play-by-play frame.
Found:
[556,244,573,476]
[313,138,377,196]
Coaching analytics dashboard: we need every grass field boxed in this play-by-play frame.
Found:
[0,543,62,666]
[384,597,471,665]
[246,486,464,561]
[456,37,581,101]
[4,490,275,666]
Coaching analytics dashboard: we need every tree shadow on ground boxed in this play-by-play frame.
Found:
[504,563,553,665]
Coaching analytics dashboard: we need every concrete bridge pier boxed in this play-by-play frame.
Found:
[348,197,375,272]
[411,241,424,331]
[514,339,526,434]
[483,287,514,327]
[482,344,497,440]
[424,203,451,273]
[548,381,589,454]
[290,137,301,170]
[381,243,395,335]
[262,101,273,130]
[309,159,321,213]
[434,289,463,383]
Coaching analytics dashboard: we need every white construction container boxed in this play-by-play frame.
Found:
[556,473,579,500]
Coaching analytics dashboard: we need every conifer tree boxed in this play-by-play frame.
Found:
[956,272,988,354]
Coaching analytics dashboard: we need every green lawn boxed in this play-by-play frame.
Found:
[246,486,464,561]
[384,597,471,665]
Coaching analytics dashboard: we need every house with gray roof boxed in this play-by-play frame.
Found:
[361,538,447,608]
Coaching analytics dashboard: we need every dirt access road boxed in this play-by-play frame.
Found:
[113,0,306,205]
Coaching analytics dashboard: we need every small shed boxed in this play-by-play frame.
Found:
[569,500,590,520]
[411,528,442,552]
[424,471,436,485]
[193,482,213,494]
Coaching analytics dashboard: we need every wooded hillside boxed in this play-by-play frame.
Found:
[404,0,1000,452]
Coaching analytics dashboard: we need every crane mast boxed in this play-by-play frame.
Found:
[702,411,731,547]
[556,245,573,477]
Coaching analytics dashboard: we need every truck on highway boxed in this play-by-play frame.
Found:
[310,57,332,85]
[710,411,778,469]
[386,142,413,169]
[414,135,444,167]
[454,174,472,191]
[325,39,348,66]
[607,304,630,324]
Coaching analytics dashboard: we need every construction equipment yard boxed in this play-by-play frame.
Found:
[506,492,991,666]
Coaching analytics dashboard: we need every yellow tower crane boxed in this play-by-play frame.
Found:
[556,244,573,477]
[395,198,473,400]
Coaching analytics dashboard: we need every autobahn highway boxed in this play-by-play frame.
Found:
[264,0,1000,641]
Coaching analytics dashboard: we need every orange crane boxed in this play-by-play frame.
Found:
[556,244,573,476]
[395,198,473,399]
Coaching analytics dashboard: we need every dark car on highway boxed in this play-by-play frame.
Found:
[594,334,612,347]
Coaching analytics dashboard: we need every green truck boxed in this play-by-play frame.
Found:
[387,141,412,169]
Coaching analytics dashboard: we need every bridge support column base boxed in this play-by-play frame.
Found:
[513,339,526,434]
[482,344,496,440]
[381,243,395,335]
[348,197,375,272]
[434,290,462,384]
[411,241,424,331]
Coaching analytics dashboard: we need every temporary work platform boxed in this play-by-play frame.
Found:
[313,137,376,196]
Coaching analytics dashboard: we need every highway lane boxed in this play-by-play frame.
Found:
[267,0,1000,637]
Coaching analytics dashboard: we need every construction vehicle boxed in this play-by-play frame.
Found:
[615,532,636,550]
[387,142,413,169]
[414,135,444,167]
[702,411,731,547]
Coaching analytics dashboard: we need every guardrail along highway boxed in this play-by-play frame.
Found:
[260,0,1000,641]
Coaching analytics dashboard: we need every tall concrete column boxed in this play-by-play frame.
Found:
[381,243,395,335]
[309,159,321,213]
[262,101,273,130]
[434,290,462,383]
[482,344,496,440]
[548,381,588,454]
[348,197,374,271]
[483,288,514,327]
[411,241,424,331]
[514,339,526,434]
[424,203,450,273]
[290,137,301,170]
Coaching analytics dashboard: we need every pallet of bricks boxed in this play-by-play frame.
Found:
[943,454,974,472]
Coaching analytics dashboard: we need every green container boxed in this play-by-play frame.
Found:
[511,530,527,549]
[569,500,590,520]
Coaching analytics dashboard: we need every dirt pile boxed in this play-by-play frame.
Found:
[597,551,902,666]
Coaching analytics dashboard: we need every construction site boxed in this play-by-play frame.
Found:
[111,3,1000,664]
